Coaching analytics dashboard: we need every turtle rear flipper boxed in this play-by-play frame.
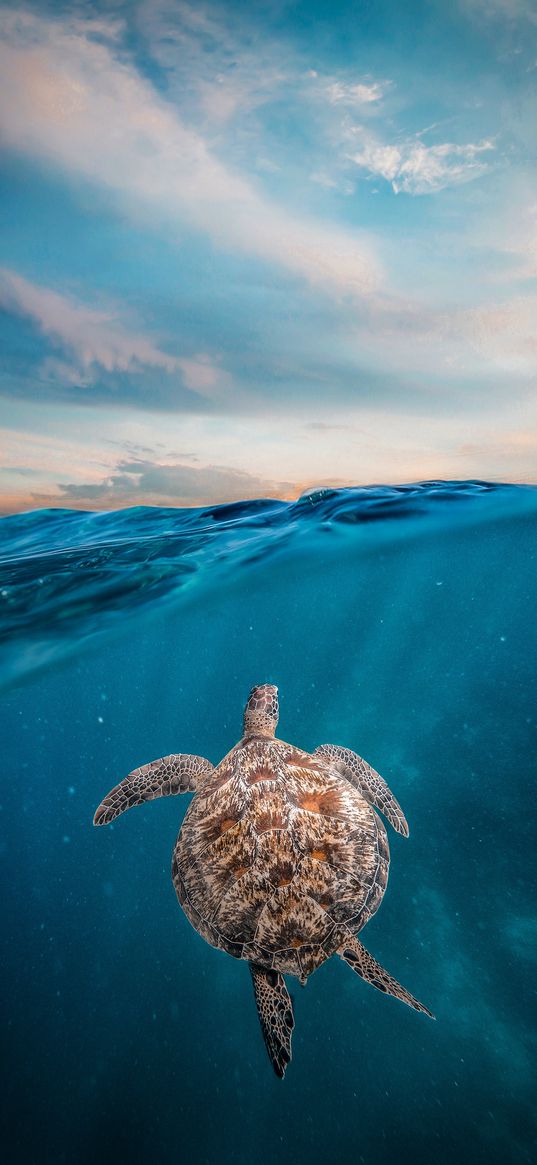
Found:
[250,964,295,1079]
[338,933,434,1018]
[93,753,214,826]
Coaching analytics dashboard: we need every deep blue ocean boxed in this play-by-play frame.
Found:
[1,481,536,1165]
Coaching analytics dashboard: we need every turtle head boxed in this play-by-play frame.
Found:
[243,683,279,738]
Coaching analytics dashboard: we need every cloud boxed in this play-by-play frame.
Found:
[307,72,388,107]
[51,458,294,508]
[490,202,537,281]
[138,2,389,130]
[325,80,387,105]
[347,133,495,194]
[461,0,537,23]
[0,268,228,397]
[137,0,289,126]
[331,81,383,104]
[0,9,380,296]
[350,291,537,381]
[457,296,537,370]
[309,169,355,195]
[304,421,361,432]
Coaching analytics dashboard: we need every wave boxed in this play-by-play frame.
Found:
[1,480,535,687]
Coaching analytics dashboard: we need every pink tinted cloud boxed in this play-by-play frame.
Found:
[0,267,228,396]
[0,9,380,296]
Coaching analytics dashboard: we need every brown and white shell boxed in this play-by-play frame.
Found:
[172,736,389,984]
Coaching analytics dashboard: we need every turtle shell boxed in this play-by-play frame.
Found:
[172,737,389,983]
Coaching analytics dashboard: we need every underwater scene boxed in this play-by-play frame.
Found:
[1,480,536,1165]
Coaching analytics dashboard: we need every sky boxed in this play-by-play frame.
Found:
[0,0,536,512]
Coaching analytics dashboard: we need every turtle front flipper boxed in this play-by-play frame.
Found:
[314,743,409,837]
[250,964,295,1079]
[338,933,434,1018]
[93,754,215,826]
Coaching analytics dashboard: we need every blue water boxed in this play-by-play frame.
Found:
[1,481,536,1164]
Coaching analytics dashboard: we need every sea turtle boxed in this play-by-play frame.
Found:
[94,683,433,1077]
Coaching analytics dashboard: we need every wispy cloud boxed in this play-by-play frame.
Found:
[461,0,537,23]
[308,71,388,107]
[327,80,386,105]
[347,132,495,194]
[137,0,289,126]
[0,9,380,296]
[0,268,228,397]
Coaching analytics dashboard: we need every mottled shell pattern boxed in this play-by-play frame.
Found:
[173,687,389,984]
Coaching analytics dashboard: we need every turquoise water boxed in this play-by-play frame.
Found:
[1,482,536,1164]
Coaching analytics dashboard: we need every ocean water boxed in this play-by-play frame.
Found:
[1,481,536,1165]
